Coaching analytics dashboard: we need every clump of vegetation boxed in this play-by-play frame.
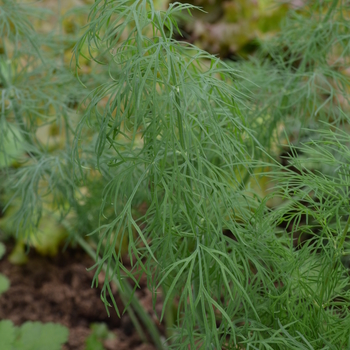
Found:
[0,320,69,350]
[1,0,350,349]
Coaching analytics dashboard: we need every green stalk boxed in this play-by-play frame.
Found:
[162,284,174,339]
[75,237,147,340]
[76,236,164,350]
[125,276,164,350]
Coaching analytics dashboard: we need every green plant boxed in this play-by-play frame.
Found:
[85,323,116,350]
[73,0,265,348]
[0,320,69,350]
[72,0,350,348]
[1,0,350,349]
[0,0,162,347]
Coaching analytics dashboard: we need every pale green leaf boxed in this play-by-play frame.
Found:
[0,274,10,295]
[0,320,15,350]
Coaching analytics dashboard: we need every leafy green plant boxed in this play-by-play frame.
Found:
[85,323,116,350]
[1,0,350,349]
[0,320,69,350]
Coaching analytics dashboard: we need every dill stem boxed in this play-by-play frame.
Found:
[162,284,174,339]
[76,236,164,350]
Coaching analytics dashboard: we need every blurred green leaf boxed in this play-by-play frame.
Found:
[8,241,28,265]
[85,323,115,350]
[0,242,6,259]
[13,321,69,350]
[28,214,68,256]
[0,320,15,350]
[1,320,69,350]
[85,336,105,350]
[0,274,10,295]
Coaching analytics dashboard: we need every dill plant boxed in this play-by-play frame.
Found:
[73,0,350,348]
[0,0,164,347]
[234,0,350,348]
[0,0,78,235]
[1,0,350,349]
[73,0,293,348]
[236,0,350,152]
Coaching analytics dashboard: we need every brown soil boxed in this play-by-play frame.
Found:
[0,242,164,350]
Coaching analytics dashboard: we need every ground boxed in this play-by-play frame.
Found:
[0,243,164,350]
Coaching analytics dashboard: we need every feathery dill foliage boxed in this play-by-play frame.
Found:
[0,0,79,237]
[239,0,350,348]
[73,1,291,348]
[236,1,350,348]
[73,0,350,348]
[264,123,350,349]
[237,0,350,155]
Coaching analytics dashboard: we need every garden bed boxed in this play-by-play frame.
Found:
[0,243,163,350]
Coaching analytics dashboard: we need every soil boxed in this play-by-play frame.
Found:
[0,242,164,350]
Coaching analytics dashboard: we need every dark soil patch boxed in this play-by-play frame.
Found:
[0,242,164,350]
